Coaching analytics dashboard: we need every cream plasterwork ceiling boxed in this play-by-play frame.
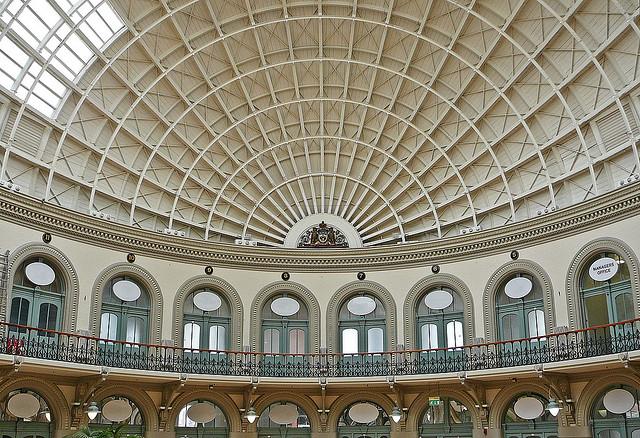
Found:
[0,0,639,247]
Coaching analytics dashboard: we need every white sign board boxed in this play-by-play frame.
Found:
[589,257,619,282]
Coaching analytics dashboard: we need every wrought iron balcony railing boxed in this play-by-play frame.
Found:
[2,319,639,378]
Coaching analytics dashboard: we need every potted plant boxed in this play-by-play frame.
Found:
[66,424,142,438]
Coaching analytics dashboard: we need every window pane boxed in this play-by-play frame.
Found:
[342,328,358,354]
[584,293,609,326]
[126,316,144,343]
[209,325,225,350]
[288,328,305,354]
[367,327,384,353]
[616,292,634,322]
[100,313,117,340]
[37,303,58,332]
[446,320,463,348]
[528,309,546,340]
[177,405,194,427]
[10,297,29,326]
[501,314,520,340]
[263,328,280,353]
[421,324,438,349]
[598,431,622,438]
[183,322,200,350]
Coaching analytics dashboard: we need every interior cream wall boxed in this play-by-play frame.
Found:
[2,212,639,348]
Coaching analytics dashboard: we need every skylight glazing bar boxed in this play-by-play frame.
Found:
[0,0,123,116]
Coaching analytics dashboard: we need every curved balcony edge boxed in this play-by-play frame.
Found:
[2,318,639,379]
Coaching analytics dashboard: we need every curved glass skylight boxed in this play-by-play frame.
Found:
[0,0,123,116]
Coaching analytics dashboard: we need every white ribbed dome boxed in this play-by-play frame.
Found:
[0,0,639,247]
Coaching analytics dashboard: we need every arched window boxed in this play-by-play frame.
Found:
[257,402,310,437]
[580,252,633,328]
[338,401,390,438]
[496,274,546,342]
[0,390,52,438]
[175,400,227,438]
[503,394,557,438]
[182,289,231,351]
[89,396,143,435]
[261,294,308,354]
[417,288,464,349]
[339,294,386,354]
[10,258,65,336]
[591,386,640,438]
[99,277,150,343]
[420,397,472,437]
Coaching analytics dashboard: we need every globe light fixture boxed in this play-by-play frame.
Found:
[86,402,100,420]
[391,406,402,423]
[245,406,257,423]
[546,399,560,417]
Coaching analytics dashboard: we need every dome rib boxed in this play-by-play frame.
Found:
[0,0,636,245]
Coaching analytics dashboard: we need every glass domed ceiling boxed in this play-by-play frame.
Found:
[0,0,639,247]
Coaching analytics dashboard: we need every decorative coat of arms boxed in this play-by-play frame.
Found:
[297,221,349,248]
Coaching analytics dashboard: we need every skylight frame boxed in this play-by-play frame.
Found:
[0,0,124,117]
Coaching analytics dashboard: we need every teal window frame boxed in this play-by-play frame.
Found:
[9,258,65,337]
[338,294,386,354]
[496,274,546,342]
[416,287,464,350]
[260,294,309,354]
[99,276,150,344]
[581,252,634,328]
[182,289,231,352]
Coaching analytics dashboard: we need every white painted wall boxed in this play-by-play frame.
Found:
[2,213,639,348]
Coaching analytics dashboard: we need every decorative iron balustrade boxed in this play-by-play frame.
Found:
[1,319,639,378]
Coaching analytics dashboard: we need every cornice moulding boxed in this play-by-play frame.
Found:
[0,185,638,271]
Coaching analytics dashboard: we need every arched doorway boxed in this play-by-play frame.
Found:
[257,402,311,437]
[175,400,228,438]
[337,401,390,438]
[503,394,557,438]
[591,386,640,438]
[89,396,144,436]
[419,397,473,438]
[0,390,52,438]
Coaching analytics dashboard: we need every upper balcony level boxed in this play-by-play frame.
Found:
[3,318,640,379]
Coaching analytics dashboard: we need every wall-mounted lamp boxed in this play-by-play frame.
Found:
[245,406,257,423]
[546,398,561,417]
[86,402,100,420]
[390,406,402,423]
